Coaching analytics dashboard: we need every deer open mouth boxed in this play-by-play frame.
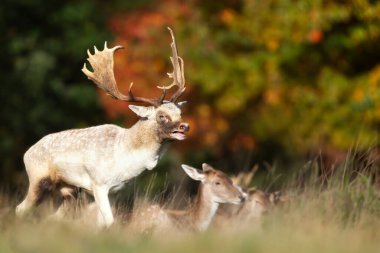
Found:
[170,130,186,140]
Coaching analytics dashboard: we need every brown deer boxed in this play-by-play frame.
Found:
[129,163,245,233]
[15,28,189,228]
[218,188,283,219]
[214,167,287,229]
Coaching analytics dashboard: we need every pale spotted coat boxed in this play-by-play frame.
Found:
[16,103,189,227]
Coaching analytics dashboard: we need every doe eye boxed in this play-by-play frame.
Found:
[215,182,221,186]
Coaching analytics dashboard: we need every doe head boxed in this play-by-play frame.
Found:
[181,163,245,205]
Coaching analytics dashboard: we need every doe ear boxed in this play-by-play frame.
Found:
[202,163,215,173]
[181,164,205,181]
[129,105,155,118]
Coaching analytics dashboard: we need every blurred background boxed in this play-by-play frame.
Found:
[1,0,380,198]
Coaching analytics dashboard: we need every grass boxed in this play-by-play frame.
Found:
[1,154,380,253]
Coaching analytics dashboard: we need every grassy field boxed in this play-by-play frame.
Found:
[1,157,380,253]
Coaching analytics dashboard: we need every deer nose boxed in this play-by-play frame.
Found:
[239,194,246,203]
[179,123,190,132]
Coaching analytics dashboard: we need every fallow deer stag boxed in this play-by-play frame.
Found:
[130,164,245,233]
[15,28,189,228]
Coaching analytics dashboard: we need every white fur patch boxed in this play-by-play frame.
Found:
[198,201,219,231]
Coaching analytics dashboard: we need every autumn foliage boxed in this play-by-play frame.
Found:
[2,0,380,189]
[102,0,380,167]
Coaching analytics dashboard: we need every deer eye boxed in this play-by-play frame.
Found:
[215,182,221,186]
[158,114,166,122]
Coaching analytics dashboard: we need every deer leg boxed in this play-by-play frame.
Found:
[16,184,38,217]
[50,186,77,220]
[93,185,113,228]
[16,177,54,217]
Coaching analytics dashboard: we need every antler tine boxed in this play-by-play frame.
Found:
[157,27,186,103]
[82,42,161,107]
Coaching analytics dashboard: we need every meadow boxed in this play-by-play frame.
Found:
[1,153,379,253]
[2,1,380,252]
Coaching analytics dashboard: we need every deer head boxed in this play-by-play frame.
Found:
[81,27,189,141]
[182,163,246,205]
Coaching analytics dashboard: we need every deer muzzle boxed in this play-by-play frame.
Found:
[231,186,247,205]
[170,122,190,140]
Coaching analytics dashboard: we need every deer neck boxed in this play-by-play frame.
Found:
[189,184,219,231]
[164,184,219,231]
[125,119,163,153]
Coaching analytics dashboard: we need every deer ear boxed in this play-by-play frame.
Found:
[176,101,187,107]
[181,164,205,181]
[202,163,215,173]
[129,105,155,118]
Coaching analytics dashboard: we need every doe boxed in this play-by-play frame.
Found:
[131,163,245,232]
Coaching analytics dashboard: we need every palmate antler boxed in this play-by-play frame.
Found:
[158,27,186,104]
[82,27,185,107]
